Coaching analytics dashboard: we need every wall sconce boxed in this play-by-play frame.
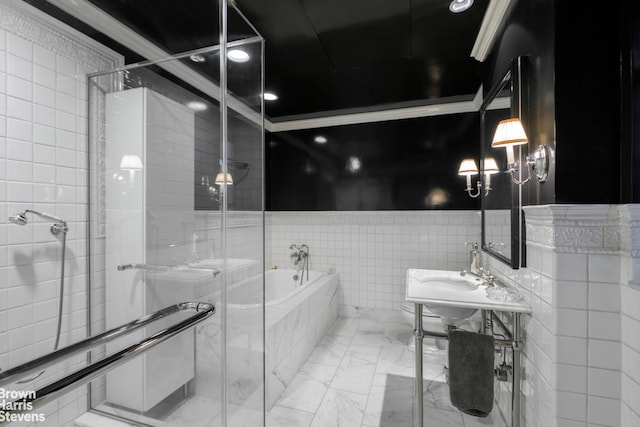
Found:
[482,157,499,192]
[458,157,499,198]
[214,172,233,186]
[458,159,481,198]
[119,154,143,183]
[491,118,550,185]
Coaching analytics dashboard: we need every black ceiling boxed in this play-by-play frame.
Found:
[27,0,489,120]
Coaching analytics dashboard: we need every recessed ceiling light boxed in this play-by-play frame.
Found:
[190,54,206,63]
[264,92,278,101]
[314,136,327,144]
[449,0,473,13]
[227,49,250,63]
[186,101,207,111]
[346,156,362,174]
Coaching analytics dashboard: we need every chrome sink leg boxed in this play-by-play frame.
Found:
[414,303,424,427]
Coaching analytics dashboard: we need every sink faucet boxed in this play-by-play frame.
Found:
[464,241,480,273]
[460,268,501,287]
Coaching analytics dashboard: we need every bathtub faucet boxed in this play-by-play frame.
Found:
[289,244,310,285]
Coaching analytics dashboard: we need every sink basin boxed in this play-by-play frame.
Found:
[405,268,532,324]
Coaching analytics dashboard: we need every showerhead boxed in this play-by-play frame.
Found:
[8,213,28,225]
[8,210,67,231]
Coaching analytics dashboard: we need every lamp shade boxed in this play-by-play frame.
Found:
[458,158,479,176]
[483,157,500,175]
[119,154,143,170]
[491,118,528,148]
[215,172,233,185]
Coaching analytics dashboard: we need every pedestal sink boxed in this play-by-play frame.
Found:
[405,268,531,324]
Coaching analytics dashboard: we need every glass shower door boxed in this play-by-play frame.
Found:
[86,3,264,423]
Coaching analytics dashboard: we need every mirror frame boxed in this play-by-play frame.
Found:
[480,56,528,269]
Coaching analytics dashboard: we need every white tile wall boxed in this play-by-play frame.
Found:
[487,204,640,427]
[0,1,122,425]
[266,210,481,314]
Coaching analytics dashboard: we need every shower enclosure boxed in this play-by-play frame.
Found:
[86,2,265,425]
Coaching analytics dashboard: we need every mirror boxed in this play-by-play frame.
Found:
[480,57,528,269]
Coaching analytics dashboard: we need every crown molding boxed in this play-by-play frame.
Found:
[470,0,514,62]
[47,0,263,127]
[266,99,479,132]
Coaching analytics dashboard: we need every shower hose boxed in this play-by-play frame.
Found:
[17,226,67,384]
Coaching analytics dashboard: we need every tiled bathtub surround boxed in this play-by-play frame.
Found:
[484,204,640,427]
[0,0,122,425]
[266,211,481,314]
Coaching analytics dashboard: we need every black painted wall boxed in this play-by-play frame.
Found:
[484,0,634,204]
[267,113,480,210]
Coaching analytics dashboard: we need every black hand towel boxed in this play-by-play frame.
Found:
[448,329,494,417]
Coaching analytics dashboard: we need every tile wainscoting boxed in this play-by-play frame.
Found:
[485,204,640,427]
[266,210,481,315]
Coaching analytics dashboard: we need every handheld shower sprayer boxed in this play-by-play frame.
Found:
[9,209,68,235]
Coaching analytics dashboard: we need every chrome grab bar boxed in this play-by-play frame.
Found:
[0,302,214,416]
[117,263,169,271]
[117,263,221,276]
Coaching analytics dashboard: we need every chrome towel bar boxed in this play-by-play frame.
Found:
[0,302,214,417]
[117,263,221,276]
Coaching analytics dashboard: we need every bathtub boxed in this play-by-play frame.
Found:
[227,269,339,409]
[227,269,329,308]
[194,269,339,409]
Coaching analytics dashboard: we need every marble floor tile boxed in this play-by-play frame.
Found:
[331,351,378,395]
[307,334,352,367]
[268,315,498,427]
[309,388,368,427]
[326,318,360,338]
[164,396,220,427]
[276,362,337,413]
[266,406,314,427]
[349,332,384,356]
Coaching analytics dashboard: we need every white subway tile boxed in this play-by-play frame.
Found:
[56,129,76,150]
[589,311,620,341]
[587,395,620,426]
[33,44,56,69]
[6,118,32,143]
[34,64,56,89]
[622,344,640,384]
[555,363,587,393]
[588,254,620,284]
[8,324,33,351]
[589,282,620,312]
[6,159,32,182]
[8,304,34,329]
[588,367,621,399]
[6,75,32,101]
[553,253,588,281]
[556,336,588,366]
[6,54,32,80]
[6,181,32,202]
[56,147,76,168]
[33,105,55,128]
[554,280,588,309]
[7,95,32,121]
[34,84,56,108]
[6,34,32,61]
[622,315,640,353]
[589,339,621,370]
[33,143,56,165]
[555,391,587,422]
[554,308,588,337]
[6,139,33,162]
[56,55,76,76]
[33,124,55,146]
